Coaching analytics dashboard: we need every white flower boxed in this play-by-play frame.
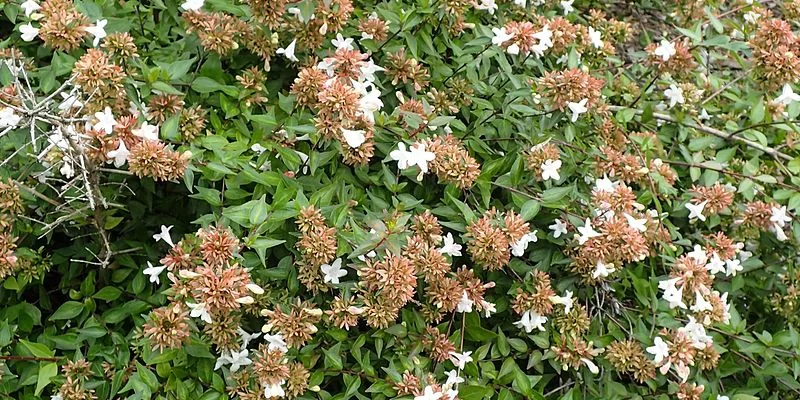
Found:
[106,140,129,168]
[510,231,538,256]
[357,250,377,261]
[332,33,354,50]
[93,107,117,134]
[567,98,588,122]
[475,0,498,14]
[744,11,761,24]
[21,0,41,16]
[265,381,286,398]
[680,316,713,349]
[408,143,436,180]
[444,370,464,389]
[775,84,800,105]
[390,142,436,180]
[725,258,743,276]
[187,301,212,323]
[549,219,568,238]
[58,92,83,111]
[687,244,708,264]
[358,88,383,122]
[359,60,385,82]
[624,213,647,232]
[132,122,159,141]
[593,175,615,193]
[219,348,251,372]
[263,332,289,353]
[664,84,685,108]
[492,27,517,54]
[491,27,514,47]
[390,142,412,169]
[51,395,63,400]
[320,258,347,284]
[456,291,474,313]
[181,0,204,10]
[659,278,687,309]
[513,0,526,6]
[277,39,299,62]
[646,337,669,363]
[705,253,726,275]
[449,351,473,369]
[770,205,792,228]
[415,386,443,400]
[717,396,730,400]
[84,19,107,47]
[251,143,267,153]
[287,7,305,21]
[690,290,713,313]
[531,25,553,56]
[152,225,174,247]
[560,0,574,14]
[19,23,39,41]
[439,232,463,256]
[238,327,261,348]
[514,310,547,332]
[576,218,601,245]
[143,261,166,285]
[341,128,366,148]
[480,300,496,318]
[0,107,22,128]
[540,159,562,181]
[685,200,707,222]
[653,39,676,61]
[588,26,603,49]
[699,108,711,120]
[773,223,788,241]
[592,261,615,279]
[549,290,574,313]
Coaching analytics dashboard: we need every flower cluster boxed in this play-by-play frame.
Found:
[0,180,21,278]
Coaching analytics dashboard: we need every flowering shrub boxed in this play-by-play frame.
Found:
[3,0,800,399]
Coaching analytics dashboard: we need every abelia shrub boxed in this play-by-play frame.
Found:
[1,0,800,399]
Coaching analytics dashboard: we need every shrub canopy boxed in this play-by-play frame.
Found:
[2,0,800,399]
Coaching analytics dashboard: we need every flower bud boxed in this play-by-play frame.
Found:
[236,296,255,304]
[246,283,264,295]
[179,269,200,279]
[304,308,323,317]
[347,306,364,315]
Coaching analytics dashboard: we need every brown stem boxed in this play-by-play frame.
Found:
[0,355,61,362]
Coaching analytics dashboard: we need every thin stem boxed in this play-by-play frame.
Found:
[607,105,793,161]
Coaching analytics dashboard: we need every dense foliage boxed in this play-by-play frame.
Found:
[2,0,800,399]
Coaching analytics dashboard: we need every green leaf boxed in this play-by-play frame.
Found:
[519,199,540,221]
[323,344,343,370]
[459,384,493,400]
[20,340,54,358]
[93,286,122,302]
[35,362,58,395]
[191,77,238,96]
[446,192,476,224]
[49,301,84,320]
[540,186,572,206]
